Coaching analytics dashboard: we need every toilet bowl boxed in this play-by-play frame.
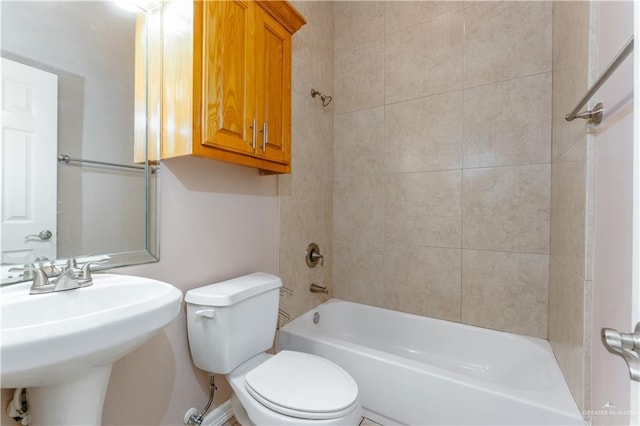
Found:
[227,352,361,425]
[185,273,362,425]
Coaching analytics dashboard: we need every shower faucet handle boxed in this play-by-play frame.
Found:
[305,243,324,268]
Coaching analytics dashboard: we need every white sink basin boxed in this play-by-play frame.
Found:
[1,273,183,387]
[0,273,182,425]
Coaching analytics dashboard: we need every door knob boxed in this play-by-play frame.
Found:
[25,230,53,241]
[601,322,640,381]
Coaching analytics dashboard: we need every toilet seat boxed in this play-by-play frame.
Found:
[244,351,359,420]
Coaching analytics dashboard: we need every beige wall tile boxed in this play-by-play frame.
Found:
[384,170,462,248]
[464,1,552,88]
[550,142,588,279]
[333,240,385,307]
[385,91,462,173]
[334,39,384,115]
[463,165,551,253]
[463,73,552,168]
[328,0,555,342]
[462,249,549,338]
[548,1,591,412]
[278,2,334,326]
[385,1,463,34]
[279,244,328,320]
[548,257,586,411]
[333,174,384,249]
[334,107,384,177]
[334,1,384,52]
[383,245,462,321]
[280,175,326,245]
[385,11,463,104]
[552,65,589,161]
[552,1,590,71]
[293,1,334,54]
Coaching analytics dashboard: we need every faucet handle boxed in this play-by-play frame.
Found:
[35,258,60,276]
[305,243,325,268]
[8,266,52,292]
[65,258,79,271]
[78,259,108,286]
[9,263,36,280]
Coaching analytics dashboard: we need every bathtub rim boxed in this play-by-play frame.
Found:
[278,298,584,423]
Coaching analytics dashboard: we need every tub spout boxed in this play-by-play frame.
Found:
[309,283,328,294]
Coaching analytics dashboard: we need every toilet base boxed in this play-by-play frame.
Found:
[231,393,254,426]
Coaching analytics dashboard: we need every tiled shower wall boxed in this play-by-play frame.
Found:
[549,1,592,412]
[278,1,335,320]
[332,1,553,338]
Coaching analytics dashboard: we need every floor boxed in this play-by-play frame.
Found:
[223,416,382,425]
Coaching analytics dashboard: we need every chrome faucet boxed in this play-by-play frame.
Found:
[9,259,107,295]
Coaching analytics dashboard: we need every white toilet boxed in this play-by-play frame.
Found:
[185,273,362,425]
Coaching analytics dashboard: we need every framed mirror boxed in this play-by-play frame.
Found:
[1,1,162,285]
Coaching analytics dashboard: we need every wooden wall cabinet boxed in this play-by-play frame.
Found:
[160,0,305,174]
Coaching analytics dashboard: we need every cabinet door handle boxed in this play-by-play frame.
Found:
[262,122,268,152]
[250,117,257,150]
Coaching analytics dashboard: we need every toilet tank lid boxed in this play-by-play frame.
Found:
[185,273,282,307]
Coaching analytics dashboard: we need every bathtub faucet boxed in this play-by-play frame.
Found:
[309,283,328,294]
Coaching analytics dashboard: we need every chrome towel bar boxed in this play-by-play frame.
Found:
[565,36,633,123]
[57,154,157,174]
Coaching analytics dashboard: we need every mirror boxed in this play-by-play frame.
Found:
[0,1,161,284]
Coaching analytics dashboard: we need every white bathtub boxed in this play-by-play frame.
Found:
[277,299,584,425]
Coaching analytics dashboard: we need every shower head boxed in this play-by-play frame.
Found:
[311,88,332,107]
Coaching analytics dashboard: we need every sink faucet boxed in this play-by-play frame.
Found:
[9,259,107,295]
[52,265,81,292]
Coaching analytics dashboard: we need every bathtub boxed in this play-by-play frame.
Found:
[277,299,584,425]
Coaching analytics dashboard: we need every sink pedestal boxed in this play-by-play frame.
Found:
[28,365,112,426]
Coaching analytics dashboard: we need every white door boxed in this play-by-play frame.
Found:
[0,58,58,265]
[589,2,638,425]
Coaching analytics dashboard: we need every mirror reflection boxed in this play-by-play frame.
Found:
[1,1,159,283]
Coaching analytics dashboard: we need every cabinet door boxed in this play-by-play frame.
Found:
[255,7,291,165]
[198,0,254,155]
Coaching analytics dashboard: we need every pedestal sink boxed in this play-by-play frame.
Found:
[1,274,183,425]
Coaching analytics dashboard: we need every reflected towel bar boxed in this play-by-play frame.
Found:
[57,154,149,172]
[565,36,634,123]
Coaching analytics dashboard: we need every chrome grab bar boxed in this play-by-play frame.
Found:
[565,37,634,123]
[58,154,146,172]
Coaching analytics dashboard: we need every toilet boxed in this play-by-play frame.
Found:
[185,273,362,425]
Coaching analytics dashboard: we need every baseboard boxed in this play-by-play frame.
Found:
[200,399,233,426]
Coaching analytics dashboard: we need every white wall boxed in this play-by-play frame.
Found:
[102,157,279,425]
[589,1,635,424]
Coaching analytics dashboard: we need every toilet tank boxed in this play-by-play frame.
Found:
[185,273,282,374]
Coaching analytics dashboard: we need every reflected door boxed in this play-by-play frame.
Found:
[1,58,57,264]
